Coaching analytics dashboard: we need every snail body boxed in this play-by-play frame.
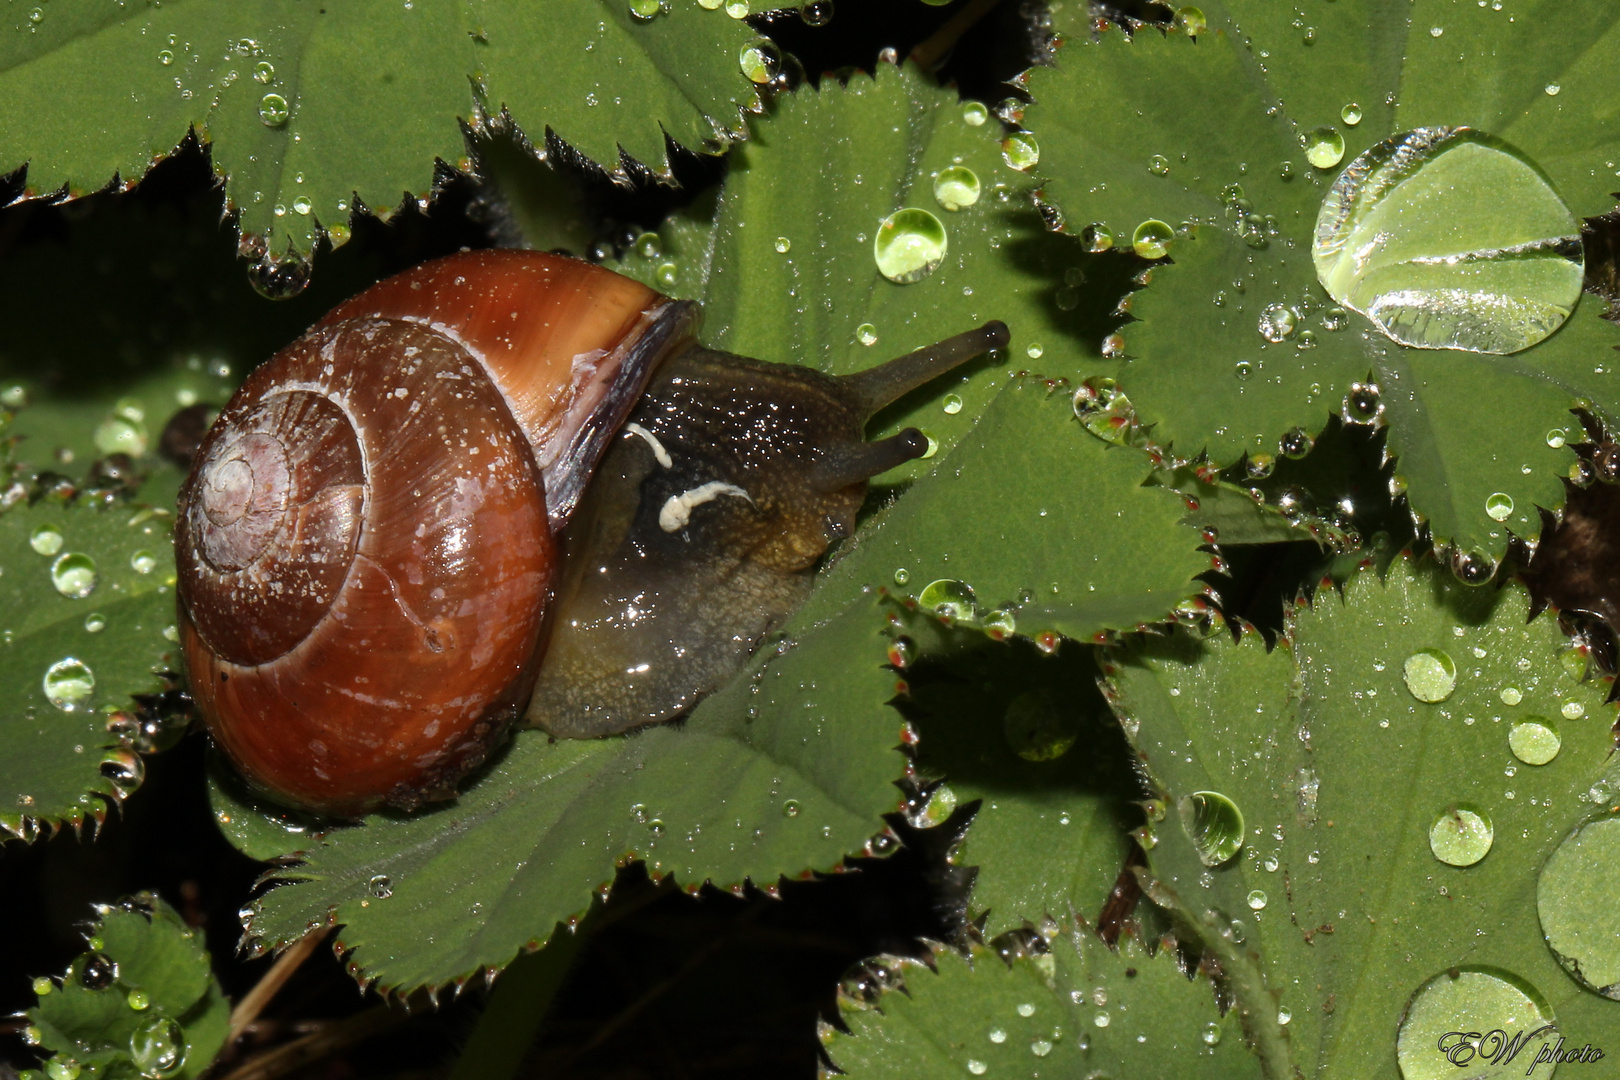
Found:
[177,250,1005,816]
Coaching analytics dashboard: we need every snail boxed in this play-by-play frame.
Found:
[176,249,1007,817]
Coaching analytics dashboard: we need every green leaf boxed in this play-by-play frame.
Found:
[893,609,1140,937]
[235,596,909,995]
[26,895,229,1080]
[1026,0,1620,562]
[0,494,179,839]
[803,379,1214,642]
[0,2,761,259]
[1102,555,1620,1077]
[615,61,1139,482]
[824,931,1260,1079]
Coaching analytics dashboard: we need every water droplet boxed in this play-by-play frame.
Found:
[1247,889,1268,910]
[893,567,910,585]
[1201,1021,1222,1045]
[44,658,94,711]
[629,0,662,19]
[1178,790,1244,866]
[129,1016,185,1078]
[253,61,274,84]
[739,41,780,84]
[933,165,981,211]
[1403,648,1457,703]
[1277,1007,1292,1025]
[873,208,947,284]
[1428,804,1493,866]
[1397,968,1558,1077]
[725,0,750,16]
[1001,132,1039,171]
[1545,428,1567,449]
[50,553,98,600]
[1314,128,1583,354]
[127,988,150,1011]
[1234,359,1254,380]
[27,7,43,23]
[910,784,957,828]
[962,100,988,126]
[157,49,174,65]
[1545,83,1561,96]
[1030,1040,1052,1057]
[1002,689,1079,762]
[130,550,158,575]
[1485,492,1514,521]
[856,323,878,346]
[1147,154,1171,176]
[46,1061,79,1080]
[1174,6,1207,35]
[921,433,938,458]
[1560,700,1584,720]
[1258,303,1298,341]
[918,579,975,621]
[101,748,144,788]
[1081,223,1114,252]
[1304,126,1345,169]
[1508,718,1561,765]
[258,93,290,126]
[368,874,393,899]
[1072,379,1134,443]
[1341,102,1362,126]
[942,393,964,415]
[632,232,662,260]
[1538,811,1620,998]
[30,525,64,557]
[966,1061,987,1076]
[1093,1011,1110,1027]
[291,195,312,216]
[1025,343,1043,359]
[1280,427,1314,458]
[1132,219,1174,259]
[988,1028,1006,1044]
[1500,686,1522,705]
[655,262,678,288]
[783,799,801,817]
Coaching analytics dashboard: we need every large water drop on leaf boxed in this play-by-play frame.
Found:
[1537,812,1620,998]
[1177,790,1244,866]
[1396,968,1558,1079]
[129,1017,185,1079]
[1428,803,1493,866]
[1313,128,1583,354]
[1403,648,1457,703]
[874,209,947,284]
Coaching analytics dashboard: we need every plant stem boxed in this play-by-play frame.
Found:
[910,0,1004,72]
[225,926,333,1046]
[213,1005,406,1080]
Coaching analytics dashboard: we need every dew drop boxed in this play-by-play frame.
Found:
[783,799,801,817]
[1201,1021,1222,1046]
[1544,83,1561,96]
[1030,1040,1052,1057]
[44,658,95,711]
[127,988,150,1011]
[629,0,663,19]
[1508,718,1561,765]
[962,101,988,126]
[635,232,662,259]
[129,1016,186,1079]
[1304,126,1345,169]
[1147,154,1171,176]
[966,1061,987,1076]
[1546,428,1567,449]
[30,525,64,557]
[1174,6,1207,35]
[933,165,981,211]
[1131,219,1174,259]
[1428,804,1493,866]
[1485,492,1514,521]
[943,394,964,415]
[1178,790,1244,866]
[157,49,174,65]
[253,61,274,84]
[724,1,750,18]
[1560,700,1584,720]
[1314,127,1583,354]
[1403,648,1457,703]
[1277,1007,1292,1025]
[1257,302,1298,341]
[739,41,780,84]
[50,553,98,600]
[1025,343,1043,359]
[1341,102,1362,126]
[131,550,158,575]
[893,567,910,585]
[874,208,947,284]
[856,323,878,346]
[1537,812,1620,998]
[1093,1012,1110,1027]
[1500,686,1522,705]
[655,262,678,288]
[258,93,290,127]
[919,579,975,621]
[988,1028,1006,1044]
[1001,132,1039,171]
[368,874,393,899]
[292,196,312,215]
[1246,889,1268,910]
[1396,968,1558,1078]
[773,236,792,254]
[1081,223,1114,252]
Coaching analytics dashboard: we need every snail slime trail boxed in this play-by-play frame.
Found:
[176,250,1008,816]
